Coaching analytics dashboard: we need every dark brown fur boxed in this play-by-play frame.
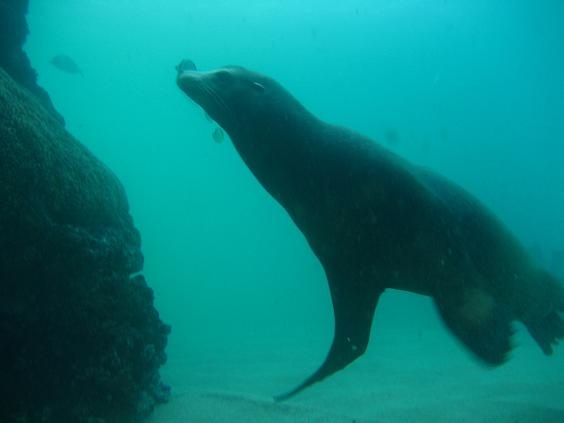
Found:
[178,66,564,400]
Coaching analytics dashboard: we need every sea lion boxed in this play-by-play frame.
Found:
[176,65,564,400]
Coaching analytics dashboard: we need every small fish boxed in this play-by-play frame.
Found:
[384,128,399,146]
[550,249,564,278]
[50,54,83,76]
[212,126,224,143]
[175,59,197,77]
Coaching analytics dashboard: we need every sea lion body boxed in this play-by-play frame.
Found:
[177,66,564,399]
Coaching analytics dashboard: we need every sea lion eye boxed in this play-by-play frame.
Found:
[251,81,265,92]
[215,70,232,82]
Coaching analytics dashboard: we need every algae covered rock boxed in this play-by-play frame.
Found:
[0,67,170,422]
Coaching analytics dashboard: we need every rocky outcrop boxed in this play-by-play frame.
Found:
[0,0,64,124]
[0,65,170,422]
[1,3,171,420]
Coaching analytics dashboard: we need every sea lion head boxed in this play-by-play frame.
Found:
[177,66,310,140]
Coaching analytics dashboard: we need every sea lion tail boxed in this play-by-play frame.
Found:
[524,271,564,355]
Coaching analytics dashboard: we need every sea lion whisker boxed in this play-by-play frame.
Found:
[203,85,231,117]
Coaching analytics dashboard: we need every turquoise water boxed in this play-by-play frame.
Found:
[24,0,564,419]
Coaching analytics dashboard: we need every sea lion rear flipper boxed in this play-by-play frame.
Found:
[523,271,564,355]
[275,272,383,401]
[434,287,513,365]
[525,310,564,355]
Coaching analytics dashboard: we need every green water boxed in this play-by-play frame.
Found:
[23,0,564,416]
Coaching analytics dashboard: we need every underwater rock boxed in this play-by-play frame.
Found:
[0,67,170,422]
[0,0,64,124]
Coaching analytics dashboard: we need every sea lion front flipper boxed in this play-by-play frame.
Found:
[275,271,383,401]
[434,287,514,365]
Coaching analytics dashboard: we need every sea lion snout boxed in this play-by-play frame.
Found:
[176,70,204,92]
[177,69,241,133]
[177,70,211,110]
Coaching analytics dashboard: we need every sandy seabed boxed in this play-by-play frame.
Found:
[148,318,564,423]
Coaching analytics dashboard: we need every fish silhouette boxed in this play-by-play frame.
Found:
[212,126,224,143]
[175,59,197,76]
[50,54,83,76]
